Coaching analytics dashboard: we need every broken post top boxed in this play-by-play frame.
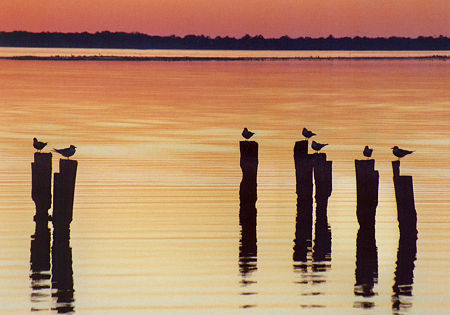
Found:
[392,160,401,177]
[34,152,52,164]
[59,158,78,173]
[294,140,308,158]
[355,159,375,169]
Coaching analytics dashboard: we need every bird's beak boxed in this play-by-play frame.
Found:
[390,147,394,149]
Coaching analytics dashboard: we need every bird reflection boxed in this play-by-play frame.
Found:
[354,227,378,301]
[392,233,417,312]
[51,228,75,314]
[30,221,51,312]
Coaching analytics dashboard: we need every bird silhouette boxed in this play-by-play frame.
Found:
[53,145,77,159]
[242,128,255,140]
[33,138,47,152]
[392,146,414,159]
[311,140,328,152]
[363,145,373,158]
[302,127,316,139]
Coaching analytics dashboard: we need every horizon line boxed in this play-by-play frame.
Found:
[2,30,449,40]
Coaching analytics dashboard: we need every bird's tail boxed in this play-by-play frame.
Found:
[52,148,58,153]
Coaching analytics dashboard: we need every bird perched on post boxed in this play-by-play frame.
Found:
[53,145,77,159]
[311,140,328,152]
[242,128,255,140]
[33,138,47,152]
[392,146,414,159]
[363,145,373,159]
[302,127,316,140]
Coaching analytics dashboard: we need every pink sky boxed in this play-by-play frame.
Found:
[1,0,449,37]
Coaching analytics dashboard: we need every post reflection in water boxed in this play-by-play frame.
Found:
[51,228,75,314]
[30,223,75,314]
[354,227,378,305]
[30,221,51,312]
[392,233,417,312]
[238,141,258,308]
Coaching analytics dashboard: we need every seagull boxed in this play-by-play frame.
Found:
[53,145,77,159]
[392,146,414,160]
[242,128,255,140]
[302,128,316,139]
[311,140,328,152]
[33,138,47,152]
[363,145,373,159]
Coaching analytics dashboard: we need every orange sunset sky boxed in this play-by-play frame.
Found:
[2,0,449,37]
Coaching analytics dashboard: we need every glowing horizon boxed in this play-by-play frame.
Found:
[2,0,449,38]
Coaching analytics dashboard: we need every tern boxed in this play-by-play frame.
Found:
[363,145,373,158]
[302,128,316,139]
[242,128,255,140]
[311,140,328,152]
[33,138,47,152]
[392,146,414,159]
[53,145,77,159]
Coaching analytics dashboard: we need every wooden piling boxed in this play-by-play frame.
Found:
[293,140,314,248]
[239,141,258,219]
[311,153,332,263]
[239,141,258,277]
[31,152,52,222]
[392,161,417,237]
[355,159,379,228]
[53,159,78,228]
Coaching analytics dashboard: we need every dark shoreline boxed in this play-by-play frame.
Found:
[0,55,447,62]
[1,32,449,51]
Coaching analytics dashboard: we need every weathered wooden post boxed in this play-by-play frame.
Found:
[312,153,332,262]
[239,141,258,278]
[392,161,417,237]
[52,228,74,313]
[53,159,78,229]
[355,159,379,229]
[32,152,52,222]
[293,140,313,261]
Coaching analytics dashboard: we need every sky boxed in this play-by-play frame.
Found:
[1,0,449,38]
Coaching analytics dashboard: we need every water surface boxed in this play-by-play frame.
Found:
[0,54,449,314]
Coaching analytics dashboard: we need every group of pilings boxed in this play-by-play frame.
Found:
[354,157,417,299]
[239,140,417,294]
[30,152,77,313]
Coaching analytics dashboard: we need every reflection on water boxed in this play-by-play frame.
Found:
[51,228,74,314]
[354,227,378,305]
[1,57,448,313]
[30,223,74,313]
[392,227,418,313]
[30,222,51,312]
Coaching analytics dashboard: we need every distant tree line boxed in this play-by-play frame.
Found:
[0,31,449,50]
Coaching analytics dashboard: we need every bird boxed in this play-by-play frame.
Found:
[53,145,77,159]
[33,137,47,152]
[242,128,255,140]
[392,146,414,159]
[363,145,373,158]
[311,140,328,152]
[302,127,316,139]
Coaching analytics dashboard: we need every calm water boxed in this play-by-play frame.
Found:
[0,50,449,314]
